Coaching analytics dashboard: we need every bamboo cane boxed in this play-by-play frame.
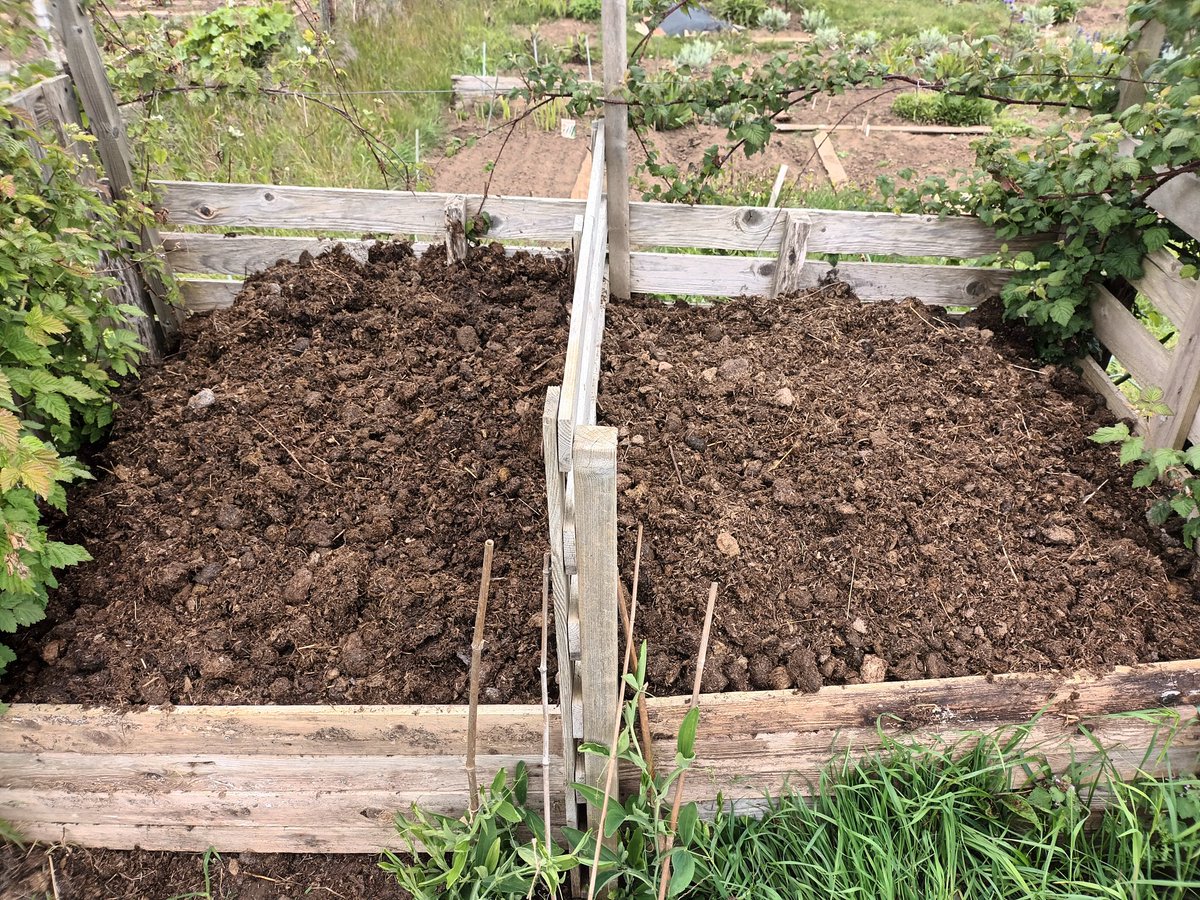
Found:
[539,551,553,852]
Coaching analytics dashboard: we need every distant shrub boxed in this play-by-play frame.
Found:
[758,7,792,31]
[812,24,840,50]
[914,27,950,56]
[718,0,769,27]
[850,30,881,52]
[1022,5,1058,28]
[567,0,601,21]
[892,91,997,125]
[1046,0,1082,22]
[800,7,831,30]
[178,2,294,70]
[673,39,718,69]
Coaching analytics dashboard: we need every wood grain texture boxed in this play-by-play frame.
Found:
[630,253,1010,303]
[557,127,608,474]
[1146,172,1200,244]
[1132,249,1197,328]
[444,195,467,264]
[771,212,811,298]
[602,0,630,299]
[627,202,1043,256]
[814,130,848,186]
[155,181,584,240]
[1079,356,1139,429]
[178,277,242,311]
[1149,275,1200,449]
[1092,285,1170,389]
[542,388,577,821]
[571,425,620,829]
[632,661,1200,804]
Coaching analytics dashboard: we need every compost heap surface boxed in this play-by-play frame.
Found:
[4,243,570,706]
[599,288,1200,696]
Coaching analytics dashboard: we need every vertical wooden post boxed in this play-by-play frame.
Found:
[1149,281,1200,450]
[50,0,179,357]
[570,213,584,281]
[541,388,579,834]
[445,195,468,265]
[771,213,812,298]
[601,0,630,300]
[1117,18,1166,112]
[572,424,619,830]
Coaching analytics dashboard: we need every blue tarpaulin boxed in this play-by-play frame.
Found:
[657,4,730,36]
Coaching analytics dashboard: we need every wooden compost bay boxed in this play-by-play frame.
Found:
[2,12,1200,856]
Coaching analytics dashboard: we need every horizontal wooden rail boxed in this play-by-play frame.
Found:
[1146,171,1200,244]
[634,661,1200,806]
[1092,285,1171,389]
[154,181,584,240]
[1131,248,1196,328]
[628,203,1043,257]
[629,252,1012,304]
[0,703,562,853]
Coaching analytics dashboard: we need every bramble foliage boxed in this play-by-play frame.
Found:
[0,101,156,672]
[177,2,296,71]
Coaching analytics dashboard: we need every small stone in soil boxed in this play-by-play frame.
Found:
[718,356,752,382]
[773,387,795,408]
[1043,526,1076,545]
[192,561,224,585]
[772,478,804,508]
[860,654,888,683]
[187,388,215,411]
[455,325,480,352]
[716,531,740,557]
[283,567,314,603]
[703,323,724,342]
[290,338,310,354]
[684,432,707,452]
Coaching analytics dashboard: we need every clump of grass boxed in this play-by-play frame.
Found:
[686,718,1200,899]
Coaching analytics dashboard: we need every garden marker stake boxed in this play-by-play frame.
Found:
[586,524,644,900]
[657,582,718,900]
[539,551,553,854]
[465,538,494,815]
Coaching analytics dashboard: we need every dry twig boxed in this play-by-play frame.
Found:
[539,551,553,852]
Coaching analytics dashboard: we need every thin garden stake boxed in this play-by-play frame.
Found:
[656,582,718,900]
[618,580,655,778]
[539,551,553,853]
[586,524,644,900]
[465,538,494,815]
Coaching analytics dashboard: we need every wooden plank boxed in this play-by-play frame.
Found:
[814,130,848,187]
[627,203,1043,257]
[154,181,584,240]
[572,425,620,829]
[557,127,608,473]
[1,822,396,854]
[767,164,788,208]
[1132,249,1196,328]
[777,123,994,135]
[631,661,1200,803]
[178,277,242,311]
[1078,356,1140,428]
[631,253,1010,303]
[603,0,631,300]
[1146,172,1200,244]
[771,212,811,298]
[53,0,179,352]
[0,703,553,756]
[541,387,577,826]
[1092,285,1170,389]
[1149,272,1200,449]
[1117,18,1167,112]
[451,74,526,99]
[444,194,468,264]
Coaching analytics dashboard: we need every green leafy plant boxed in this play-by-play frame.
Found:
[177,2,297,71]
[0,107,153,672]
[166,848,222,900]
[567,0,602,21]
[1045,0,1083,24]
[757,6,791,31]
[812,24,841,50]
[850,29,882,52]
[672,40,718,70]
[381,763,579,898]
[718,0,769,27]
[1022,4,1059,29]
[892,91,997,125]
[1090,387,1200,547]
[800,6,831,30]
[913,26,950,57]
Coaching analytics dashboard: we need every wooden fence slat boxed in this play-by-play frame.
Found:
[1079,356,1140,428]
[2,822,394,854]
[572,425,619,830]
[771,212,811,298]
[630,253,1011,303]
[1146,172,1200,244]
[154,181,584,240]
[557,127,608,474]
[178,277,242,311]
[1149,272,1200,449]
[0,703,552,755]
[1092,285,1170,388]
[1131,249,1196,328]
[628,203,1043,257]
[444,195,468,264]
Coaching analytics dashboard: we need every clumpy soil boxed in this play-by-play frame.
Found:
[600,288,1200,697]
[2,242,570,706]
[0,843,406,900]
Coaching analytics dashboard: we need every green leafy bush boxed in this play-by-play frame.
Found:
[177,2,296,71]
[891,91,998,125]
[757,7,791,31]
[0,111,153,673]
[673,40,718,70]
[800,6,831,30]
[1046,0,1083,23]
[567,0,602,21]
[718,0,768,27]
